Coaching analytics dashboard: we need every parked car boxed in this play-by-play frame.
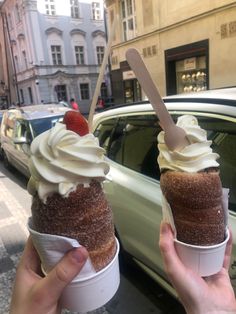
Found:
[0,104,70,177]
[93,87,236,297]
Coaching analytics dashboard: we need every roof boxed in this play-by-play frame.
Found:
[93,87,236,124]
[7,104,70,120]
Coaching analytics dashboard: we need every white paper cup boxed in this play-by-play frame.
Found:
[42,238,120,313]
[174,228,229,277]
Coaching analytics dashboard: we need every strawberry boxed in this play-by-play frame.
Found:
[63,110,89,136]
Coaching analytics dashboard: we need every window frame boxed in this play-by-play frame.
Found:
[80,83,90,100]
[92,2,101,20]
[45,0,56,16]
[70,0,80,19]
[120,0,136,41]
[96,46,105,65]
[75,45,84,65]
[51,45,62,65]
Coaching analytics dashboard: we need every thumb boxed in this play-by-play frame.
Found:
[40,247,88,302]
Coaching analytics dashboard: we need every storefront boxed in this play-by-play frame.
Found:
[110,61,142,105]
[165,39,209,95]
[122,70,142,103]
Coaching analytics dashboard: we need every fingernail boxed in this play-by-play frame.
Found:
[71,247,88,263]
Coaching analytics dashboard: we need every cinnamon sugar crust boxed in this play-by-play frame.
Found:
[31,180,116,271]
[160,169,225,245]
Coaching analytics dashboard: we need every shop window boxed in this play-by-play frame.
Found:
[176,56,207,94]
[124,79,141,103]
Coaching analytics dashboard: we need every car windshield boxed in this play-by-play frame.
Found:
[30,115,64,137]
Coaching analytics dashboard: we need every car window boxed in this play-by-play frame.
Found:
[122,115,161,180]
[94,118,118,153]
[3,113,15,138]
[108,117,127,164]
[14,120,32,142]
[105,115,161,180]
[173,114,236,213]
[30,115,64,137]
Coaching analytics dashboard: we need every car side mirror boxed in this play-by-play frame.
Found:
[13,137,28,144]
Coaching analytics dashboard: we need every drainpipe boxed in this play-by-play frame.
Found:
[3,11,20,104]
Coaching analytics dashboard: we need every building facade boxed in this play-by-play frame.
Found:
[105,0,236,104]
[0,0,109,112]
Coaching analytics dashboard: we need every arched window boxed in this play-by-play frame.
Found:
[46,28,64,65]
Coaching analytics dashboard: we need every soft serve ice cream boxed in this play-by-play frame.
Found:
[27,122,109,203]
[157,115,225,246]
[28,111,117,272]
[158,115,219,172]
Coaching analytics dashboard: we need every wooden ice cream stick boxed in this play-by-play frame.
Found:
[88,16,117,132]
[126,48,189,151]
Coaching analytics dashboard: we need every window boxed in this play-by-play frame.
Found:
[8,13,13,29]
[102,114,161,180]
[100,82,108,99]
[75,46,84,64]
[51,45,62,65]
[92,2,101,20]
[55,85,67,102]
[14,56,19,72]
[28,87,33,104]
[96,46,104,65]
[15,4,21,23]
[22,50,27,69]
[121,0,136,41]
[30,115,64,137]
[80,83,89,100]
[15,120,31,141]
[70,0,80,19]
[20,89,24,104]
[45,0,56,15]
[195,115,236,213]
[94,118,118,152]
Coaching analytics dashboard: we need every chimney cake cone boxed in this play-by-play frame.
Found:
[28,111,116,271]
[158,115,225,246]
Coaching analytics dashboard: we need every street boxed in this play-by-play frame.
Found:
[0,162,185,314]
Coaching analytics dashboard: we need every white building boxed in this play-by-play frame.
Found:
[0,0,109,113]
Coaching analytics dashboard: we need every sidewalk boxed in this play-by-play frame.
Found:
[0,175,29,314]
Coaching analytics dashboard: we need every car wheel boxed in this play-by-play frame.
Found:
[2,150,11,170]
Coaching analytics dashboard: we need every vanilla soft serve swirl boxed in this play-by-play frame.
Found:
[27,122,109,202]
[158,115,219,172]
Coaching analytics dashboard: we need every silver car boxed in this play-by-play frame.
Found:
[0,104,70,177]
[93,87,236,296]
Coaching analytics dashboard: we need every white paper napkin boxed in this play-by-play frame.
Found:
[28,217,96,280]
